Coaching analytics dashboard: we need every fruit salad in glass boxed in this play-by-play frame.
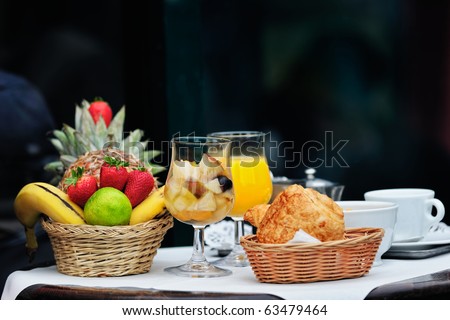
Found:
[165,154,234,227]
[163,136,234,278]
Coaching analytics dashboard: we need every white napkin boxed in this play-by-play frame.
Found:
[287,229,321,243]
[204,220,253,249]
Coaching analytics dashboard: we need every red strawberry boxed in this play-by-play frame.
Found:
[124,168,155,207]
[100,156,130,190]
[65,167,98,207]
[88,97,113,127]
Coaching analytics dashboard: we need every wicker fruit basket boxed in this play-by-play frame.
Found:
[241,227,383,284]
[41,211,173,277]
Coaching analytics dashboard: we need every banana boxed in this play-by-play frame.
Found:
[129,186,166,225]
[14,182,86,260]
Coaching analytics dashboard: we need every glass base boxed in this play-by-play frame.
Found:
[164,261,232,278]
[213,244,250,267]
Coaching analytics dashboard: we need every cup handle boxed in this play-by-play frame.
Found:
[425,198,445,231]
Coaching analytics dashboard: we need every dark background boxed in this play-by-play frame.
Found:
[1,0,449,293]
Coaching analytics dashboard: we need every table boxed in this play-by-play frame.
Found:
[2,246,450,300]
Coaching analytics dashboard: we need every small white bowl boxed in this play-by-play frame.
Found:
[337,201,398,266]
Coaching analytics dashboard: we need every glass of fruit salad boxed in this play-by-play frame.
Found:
[164,136,234,277]
[207,131,272,267]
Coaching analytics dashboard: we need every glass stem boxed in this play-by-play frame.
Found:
[234,219,244,248]
[191,226,207,263]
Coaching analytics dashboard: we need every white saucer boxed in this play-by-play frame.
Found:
[391,238,450,250]
[392,235,423,243]
[391,223,450,249]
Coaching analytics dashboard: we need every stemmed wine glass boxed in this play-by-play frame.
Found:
[207,131,272,267]
[164,136,234,277]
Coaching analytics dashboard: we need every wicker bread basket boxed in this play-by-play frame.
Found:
[41,211,173,277]
[241,227,383,284]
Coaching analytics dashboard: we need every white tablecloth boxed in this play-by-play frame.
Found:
[2,246,450,300]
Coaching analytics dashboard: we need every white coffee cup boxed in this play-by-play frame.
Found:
[364,188,445,242]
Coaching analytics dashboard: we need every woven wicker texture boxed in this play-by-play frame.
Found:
[41,211,173,277]
[241,227,383,284]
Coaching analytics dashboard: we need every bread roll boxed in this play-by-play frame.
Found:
[256,184,344,243]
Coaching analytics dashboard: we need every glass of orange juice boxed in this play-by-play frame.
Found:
[164,136,235,277]
[208,131,272,267]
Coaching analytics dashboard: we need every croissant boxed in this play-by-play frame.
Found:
[243,204,270,228]
[254,184,344,243]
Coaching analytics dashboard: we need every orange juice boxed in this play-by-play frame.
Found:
[229,155,272,217]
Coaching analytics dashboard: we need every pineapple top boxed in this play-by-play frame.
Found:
[45,100,164,186]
